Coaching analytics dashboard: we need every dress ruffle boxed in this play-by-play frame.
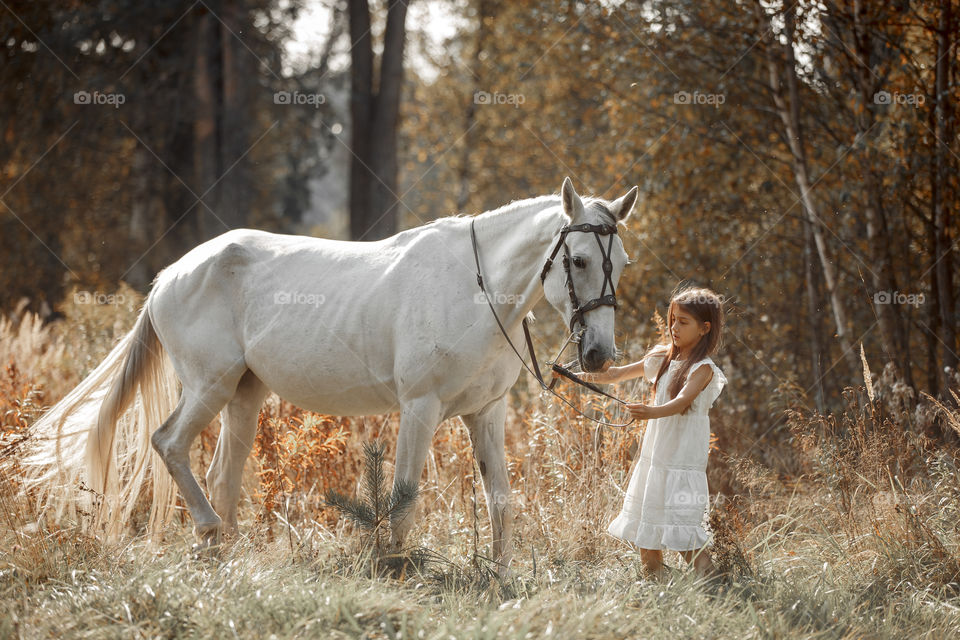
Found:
[607,513,712,551]
[609,460,712,550]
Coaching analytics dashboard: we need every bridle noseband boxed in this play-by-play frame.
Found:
[539,222,620,332]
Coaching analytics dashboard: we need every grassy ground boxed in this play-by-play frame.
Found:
[2,291,960,638]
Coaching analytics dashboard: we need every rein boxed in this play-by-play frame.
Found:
[469,218,635,429]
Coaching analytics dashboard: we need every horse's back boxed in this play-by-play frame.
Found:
[147,228,445,414]
[161,228,374,274]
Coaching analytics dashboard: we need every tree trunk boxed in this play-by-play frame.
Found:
[759,1,859,375]
[128,147,161,289]
[933,0,958,394]
[368,0,408,234]
[193,6,220,242]
[927,213,942,393]
[348,0,373,240]
[805,220,826,412]
[457,0,495,212]
[217,0,247,231]
[348,0,409,241]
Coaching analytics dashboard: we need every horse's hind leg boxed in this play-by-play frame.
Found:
[206,370,268,536]
[151,372,243,546]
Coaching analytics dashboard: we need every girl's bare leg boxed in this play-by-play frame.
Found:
[680,547,719,578]
[640,548,667,580]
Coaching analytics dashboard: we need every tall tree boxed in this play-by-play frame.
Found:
[348,0,410,240]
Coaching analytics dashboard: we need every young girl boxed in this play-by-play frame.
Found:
[581,286,727,580]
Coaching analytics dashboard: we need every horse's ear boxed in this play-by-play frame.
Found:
[609,185,639,223]
[561,176,584,219]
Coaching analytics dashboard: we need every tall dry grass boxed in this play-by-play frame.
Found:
[2,293,960,637]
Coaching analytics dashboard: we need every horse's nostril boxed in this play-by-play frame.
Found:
[583,346,605,370]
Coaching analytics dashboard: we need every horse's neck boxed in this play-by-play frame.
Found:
[473,198,567,328]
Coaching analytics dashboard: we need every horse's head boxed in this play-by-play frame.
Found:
[542,177,638,372]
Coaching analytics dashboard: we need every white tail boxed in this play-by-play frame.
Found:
[18,298,180,539]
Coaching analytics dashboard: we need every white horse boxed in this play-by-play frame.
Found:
[20,177,637,573]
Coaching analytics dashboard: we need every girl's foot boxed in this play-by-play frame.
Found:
[640,548,666,582]
[694,562,722,579]
[646,565,680,583]
[697,567,730,594]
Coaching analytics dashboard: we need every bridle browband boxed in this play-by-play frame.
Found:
[470,217,634,429]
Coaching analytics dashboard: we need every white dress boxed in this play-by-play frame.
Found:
[607,353,727,551]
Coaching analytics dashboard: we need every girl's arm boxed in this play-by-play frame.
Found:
[629,364,714,419]
[581,343,669,384]
[579,356,647,384]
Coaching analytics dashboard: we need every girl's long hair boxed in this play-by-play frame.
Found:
[650,286,724,401]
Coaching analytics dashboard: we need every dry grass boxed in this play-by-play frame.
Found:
[2,296,960,638]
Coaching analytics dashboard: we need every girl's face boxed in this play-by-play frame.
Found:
[670,307,709,354]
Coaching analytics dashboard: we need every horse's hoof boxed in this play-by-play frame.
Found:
[190,530,223,560]
[191,542,218,560]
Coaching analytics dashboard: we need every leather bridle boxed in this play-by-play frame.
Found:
[470,218,634,429]
[539,221,620,332]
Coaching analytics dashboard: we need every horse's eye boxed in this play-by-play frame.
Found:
[572,256,586,268]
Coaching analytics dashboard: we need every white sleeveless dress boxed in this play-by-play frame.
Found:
[607,353,727,551]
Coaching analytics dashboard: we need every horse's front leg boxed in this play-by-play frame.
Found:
[389,395,442,554]
[461,395,513,577]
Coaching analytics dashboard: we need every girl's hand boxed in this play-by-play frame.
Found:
[580,364,619,384]
[627,402,659,420]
